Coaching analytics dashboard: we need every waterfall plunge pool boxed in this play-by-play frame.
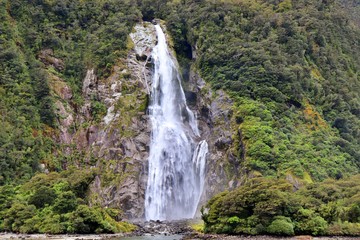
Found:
[120,235,182,240]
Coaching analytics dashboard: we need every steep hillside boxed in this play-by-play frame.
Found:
[0,0,141,185]
[162,0,360,181]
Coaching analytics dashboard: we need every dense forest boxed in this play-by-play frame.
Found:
[0,0,360,235]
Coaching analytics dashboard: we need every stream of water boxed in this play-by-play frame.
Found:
[145,24,208,221]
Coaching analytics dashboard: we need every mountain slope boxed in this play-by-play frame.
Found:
[163,0,360,180]
[0,0,360,235]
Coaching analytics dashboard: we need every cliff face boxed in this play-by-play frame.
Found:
[184,72,245,207]
[48,21,242,219]
[2,0,360,235]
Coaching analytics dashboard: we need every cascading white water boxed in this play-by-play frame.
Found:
[145,24,208,221]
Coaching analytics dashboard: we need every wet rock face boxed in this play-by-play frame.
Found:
[184,91,197,106]
[215,137,233,150]
[130,23,157,73]
[184,72,244,210]
[86,23,157,219]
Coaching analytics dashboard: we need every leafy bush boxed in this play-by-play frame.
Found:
[28,186,57,208]
[53,191,78,214]
[267,216,295,236]
[67,205,107,233]
[327,221,360,236]
[295,209,328,235]
[2,202,36,233]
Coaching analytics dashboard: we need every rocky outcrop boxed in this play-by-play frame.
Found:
[183,72,244,210]
[86,22,157,219]
[131,220,192,236]
[45,22,156,219]
[39,49,65,71]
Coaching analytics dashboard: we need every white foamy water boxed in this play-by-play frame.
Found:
[145,24,208,221]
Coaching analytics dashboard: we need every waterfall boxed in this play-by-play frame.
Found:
[145,24,208,221]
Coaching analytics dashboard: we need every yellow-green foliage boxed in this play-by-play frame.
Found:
[231,95,357,180]
[126,36,135,50]
[277,0,292,12]
[191,222,205,233]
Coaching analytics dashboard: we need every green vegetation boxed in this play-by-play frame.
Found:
[191,222,205,233]
[0,0,141,185]
[1,0,360,235]
[162,0,360,180]
[0,0,143,233]
[203,175,360,236]
[162,1,360,234]
[0,168,135,234]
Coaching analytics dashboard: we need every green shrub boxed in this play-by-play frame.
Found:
[327,221,360,236]
[348,203,360,222]
[38,214,65,234]
[295,209,329,235]
[267,216,295,236]
[0,170,134,234]
[53,191,78,214]
[28,186,57,208]
[91,101,107,122]
[227,216,241,225]
[2,202,36,232]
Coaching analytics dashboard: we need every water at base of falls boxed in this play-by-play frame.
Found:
[145,24,208,221]
[121,235,182,240]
